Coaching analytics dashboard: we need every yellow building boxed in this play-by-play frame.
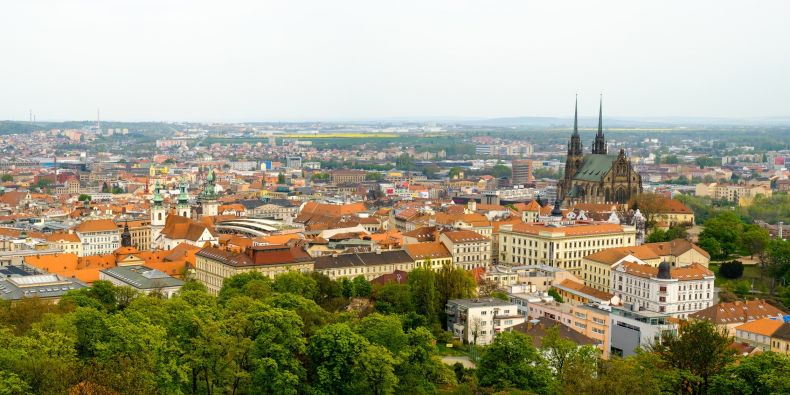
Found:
[195,245,314,295]
[404,242,453,270]
[498,222,637,273]
[770,323,790,354]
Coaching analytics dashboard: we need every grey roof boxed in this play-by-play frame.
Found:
[100,265,184,290]
[314,250,413,270]
[447,297,515,309]
[239,199,267,210]
[0,272,87,300]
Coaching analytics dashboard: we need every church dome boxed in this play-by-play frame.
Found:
[657,261,671,279]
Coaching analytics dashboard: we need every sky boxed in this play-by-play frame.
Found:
[1,0,788,122]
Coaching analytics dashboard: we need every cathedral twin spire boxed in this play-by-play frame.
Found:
[569,94,607,155]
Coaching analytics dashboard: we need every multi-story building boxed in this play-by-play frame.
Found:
[44,232,83,256]
[498,222,636,273]
[690,299,785,336]
[524,300,611,357]
[313,250,415,281]
[100,265,184,298]
[735,318,784,352]
[116,220,151,251]
[582,239,711,293]
[609,306,677,357]
[611,261,714,318]
[330,170,366,184]
[446,298,526,345]
[75,219,121,256]
[439,230,491,270]
[695,182,772,206]
[286,156,302,169]
[404,242,453,270]
[195,245,314,295]
[511,159,533,186]
[770,323,790,354]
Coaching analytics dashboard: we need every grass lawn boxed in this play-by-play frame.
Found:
[436,342,473,357]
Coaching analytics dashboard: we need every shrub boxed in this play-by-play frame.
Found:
[719,260,744,279]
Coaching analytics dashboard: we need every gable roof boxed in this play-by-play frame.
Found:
[75,219,119,233]
[735,317,784,337]
[404,242,451,260]
[314,250,413,270]
[573,154,617,181]
[161,214,215,242]
[690,299,784,325]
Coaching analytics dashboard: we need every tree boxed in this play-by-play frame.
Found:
[490,164,510,178]
[356,313,407,354]
[477,331,555,393]
[394,327,450,393]
[408,268,438,320]
[77,194,91,202]
[699,211,744,259]
[351,275,372,297]
[308,323,368,394]
[277,173,286,184]
[448,167,463,179]
[436,262,476,325]
[719,260,744,279]
[741,225,770,258]
[0,173,13,182]
[540,326,599,382]
[709,352,790,395]
[249,308,307,395]
[547,288,564,303]
[365,172,384,181]
[0,370,30,395]
[651,320,735,394]
[764,239,790,294]
[272,271,318,300]
[352,344,398,395]
[646,229,668,243]
[373,283,414,314]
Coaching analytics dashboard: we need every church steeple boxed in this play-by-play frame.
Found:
[592,93,607,154]
[568,94,583,156]
[121,220,132,248]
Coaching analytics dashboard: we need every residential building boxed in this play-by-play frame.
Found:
[75,219,121,256]
[404,242,453,270]
[511,159,533,185]
[609,306,677,357]
[154,214,218,250]
[735,318,784,352]
[195,245,314,295]
[498,222,636,273]
[524,300,611,357]
[446,298,526,345]
[44,232,83,256]
[313,250,414,281]
[695,182,772,206]
[330,170,366,184]
[689,299,784,336]
[100,265,184,298]
[611,261,715,318]
[0,267,88,303]
[116,220,151,251]
[439,230,491,270]
[582,240,711,292]
[770,323,790,354]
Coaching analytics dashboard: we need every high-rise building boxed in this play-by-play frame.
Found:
[511,159,533,185]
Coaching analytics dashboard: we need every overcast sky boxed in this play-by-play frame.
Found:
[1,0,788,122]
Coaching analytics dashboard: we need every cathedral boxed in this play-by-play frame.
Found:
[559,96,642,205]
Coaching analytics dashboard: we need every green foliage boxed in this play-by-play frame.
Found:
[365,171,384,181]
[310,172,330,182]
[547,288,564,303]
[277,173,286,184]
[356,313,407,354]
[272,271,319,300]
[408,267,439,320]
[489,164,511,178]
[699,211,745,259]
[709,352,790,395]
[77,193,91,202]
[352,275,372,297]
[373,283,414,314]
[477,331,555,393]
[651,320,735,394]
[719,260,745,279]
[0,173,13,182]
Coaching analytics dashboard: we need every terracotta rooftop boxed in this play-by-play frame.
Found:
[441,229,489,243]
[508,222,626,237]
[74,219,119,233]
[404,242,452,260]
[735,317,784,337]
[618,261,713,281]
[690,299,784,325]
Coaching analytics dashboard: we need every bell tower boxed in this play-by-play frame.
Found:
[592,94,607,155]
[150,181,167,249]
[200,168,219,218]
[561,95,584,200]
[176,178,191,218]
